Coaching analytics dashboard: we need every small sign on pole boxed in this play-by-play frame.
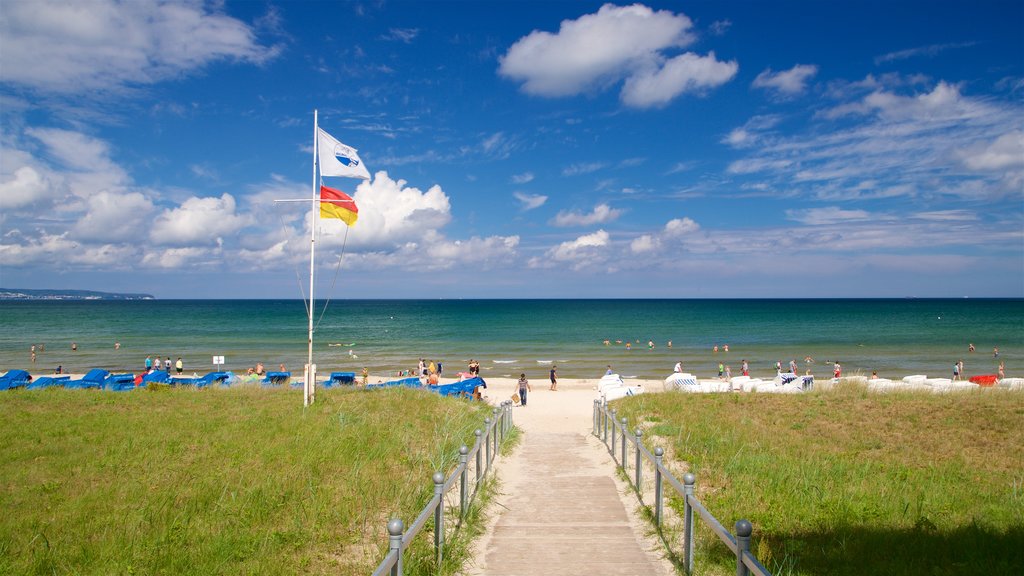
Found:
[213,356,225,370]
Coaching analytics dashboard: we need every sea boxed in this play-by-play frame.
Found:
[1,299,1021,381]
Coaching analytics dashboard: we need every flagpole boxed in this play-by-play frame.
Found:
[306,110,318,407]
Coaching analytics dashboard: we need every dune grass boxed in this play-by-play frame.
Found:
[0,386,491,575]
[613,384,1024,575]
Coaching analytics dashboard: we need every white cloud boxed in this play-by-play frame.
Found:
[499,4,733,108]
[514,192,548,210]
[546,229,610,266]
[960,131,1024,171]
[552,203,622,227]
[0,166,53,209]
[752,64,818,96]
[326,171,453,250]
[499,4,695,96]
[424,235,520,268]
[664,217,700,236]
[382,28,419,43]
[630,234,657,253]
[621,51,738,107]
[512,172,535,184]
[562,162,605,176]
[149,194,250,247]
[875,42,976,65]
[728,81,1024,200]
[0,0,279,94]
[72,191,154,242]
[785,207,872,226]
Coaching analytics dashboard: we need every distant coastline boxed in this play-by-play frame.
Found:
[0,288,155,301]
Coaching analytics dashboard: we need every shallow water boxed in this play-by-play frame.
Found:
[1,299,1020,381]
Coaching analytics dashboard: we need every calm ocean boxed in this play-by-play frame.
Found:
[0,299,1020,381]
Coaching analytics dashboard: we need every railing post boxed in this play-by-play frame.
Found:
[593,399,599,435]
[433,471,445,566]
[735,519,753,576]
[683,472,696,575]
[634,428,643,495]
[620,417,628,470]
[484,417,492,470]
[610,409,617,460]
[602,402,608,443]
[459,445,469,519]
[654,447,664,529]
[492,408,499,458]
[474,429,482,483]
[388,518,404,576]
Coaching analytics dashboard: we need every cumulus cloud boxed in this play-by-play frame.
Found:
[752,64,818,96]
[150,194,250,246]
[319,171,452,250]
[0,166,53,209]
[664,217,700,236]
[552,203,622,227]
[72,191,154,242]
[621,52,738,107]
[544,229,610,268]
[514,191,548,210]
[0,0,279,94]
[630,234,657,253]
[499,3,734,108]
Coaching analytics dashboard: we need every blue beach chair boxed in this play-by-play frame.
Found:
[0,369,32,390]
[261,371,291,386]
[64,369,110,389]
[26,376,71,389]
[103,373,137,391]
[326,372,356,387]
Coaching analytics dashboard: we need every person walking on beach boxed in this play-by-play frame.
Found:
[741,359,749,377]
[674,361,682,373]
[145,356,153,371]
[549,365,558,391]
[164,357,172,372]
[175,357,183,374]
[517,373,531,406]
[362,367,368,386]
[789,359,798,374]
[833,362,842,379]
[953,360,961,381]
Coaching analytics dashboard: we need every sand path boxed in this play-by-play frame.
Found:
[464,377,673,575]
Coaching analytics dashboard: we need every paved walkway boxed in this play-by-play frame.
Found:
[466,380,674,576]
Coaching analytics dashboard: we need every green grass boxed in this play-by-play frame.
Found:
[612,385,1024,576]
[0,386,492,575]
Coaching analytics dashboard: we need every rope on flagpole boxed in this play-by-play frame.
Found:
[276,208,312,319]
[313,207,351,333]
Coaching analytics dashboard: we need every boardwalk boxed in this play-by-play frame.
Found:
[466,379,674,576]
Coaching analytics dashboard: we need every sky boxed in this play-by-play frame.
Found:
[1,0,1022,299]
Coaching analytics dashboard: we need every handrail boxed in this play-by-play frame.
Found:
[371,400,515,575]
[593,399,772,576]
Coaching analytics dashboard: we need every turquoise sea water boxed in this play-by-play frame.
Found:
[0,299,1021,381]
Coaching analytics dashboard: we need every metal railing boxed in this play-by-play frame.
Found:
[371,400,515,576]
[593,399,772,576]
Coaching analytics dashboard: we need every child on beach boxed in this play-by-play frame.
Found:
[517,373,531,406]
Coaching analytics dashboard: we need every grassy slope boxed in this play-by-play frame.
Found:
[614,385,1024,576]
[0,387,489,575]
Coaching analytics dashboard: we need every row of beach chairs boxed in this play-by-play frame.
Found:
[1,369,488,400]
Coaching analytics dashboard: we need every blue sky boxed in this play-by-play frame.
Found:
[1,1,1022,298]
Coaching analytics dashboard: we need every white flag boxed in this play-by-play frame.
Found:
[317,127,371,180]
